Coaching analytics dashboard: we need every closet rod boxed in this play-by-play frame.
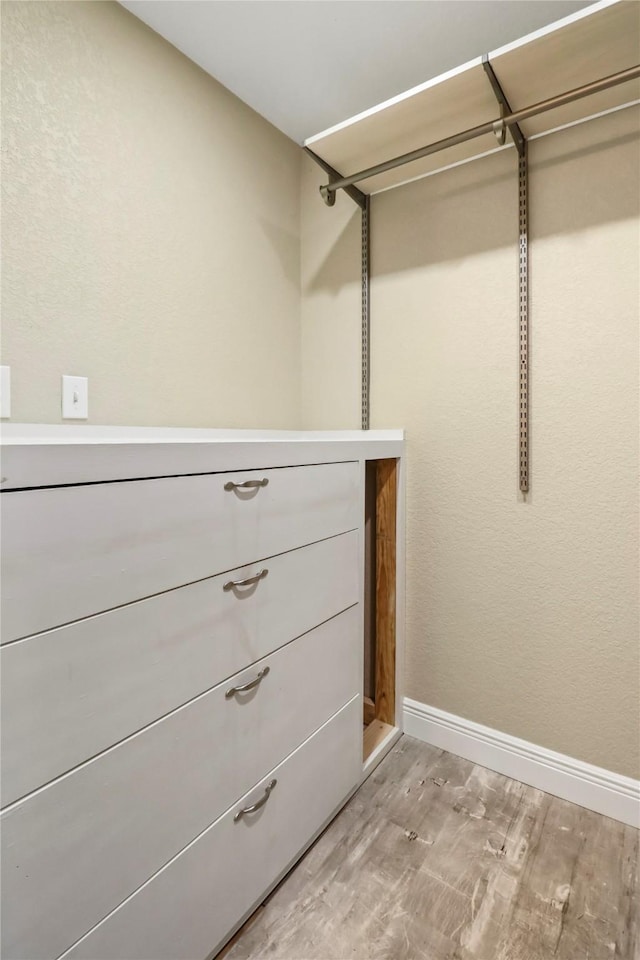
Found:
[319,63,640,200]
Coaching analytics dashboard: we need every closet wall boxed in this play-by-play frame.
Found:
[1,1,301,427]
[301,106,640,780]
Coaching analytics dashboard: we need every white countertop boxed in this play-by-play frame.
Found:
[0,423,403,445]
[0,424,404,489]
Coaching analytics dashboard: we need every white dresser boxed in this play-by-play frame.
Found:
[0,426,404,960]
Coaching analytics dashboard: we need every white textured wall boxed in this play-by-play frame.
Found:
[1,1,301,427]
[301,107,640,779]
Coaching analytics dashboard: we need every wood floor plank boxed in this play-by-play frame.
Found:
[551,803,638,960]
[222,736,639,960]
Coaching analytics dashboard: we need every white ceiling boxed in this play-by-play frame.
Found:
[120,0,593,144]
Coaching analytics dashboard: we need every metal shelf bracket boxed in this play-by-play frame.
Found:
[481,56,526,157]
[303,147,367,211]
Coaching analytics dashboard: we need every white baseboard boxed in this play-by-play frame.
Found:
[403,698,640,828]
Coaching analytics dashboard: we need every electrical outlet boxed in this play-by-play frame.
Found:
[0,366,10,418]
[62,375,88,419]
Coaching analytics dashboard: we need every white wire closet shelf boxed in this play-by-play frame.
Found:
[304,0,640,195]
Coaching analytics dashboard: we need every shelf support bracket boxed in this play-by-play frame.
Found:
[303,147,367,211]
[303,147,371,429]
[482,57,529,493]
[481,57,526,157]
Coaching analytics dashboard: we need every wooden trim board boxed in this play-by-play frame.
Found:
[374,459,397,726]
[363,720,395,761]
[363,697,376,727]
[363,458,399,762]
[362,463,377,705]
[404,697,640,828]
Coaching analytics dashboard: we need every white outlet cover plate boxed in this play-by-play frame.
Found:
[62,375,89,419]
[0,366,10,418]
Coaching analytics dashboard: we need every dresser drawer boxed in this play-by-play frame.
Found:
[1,607,360,960]
[63,696,361,960]
[1,460,360,643]
[1,531,359,807]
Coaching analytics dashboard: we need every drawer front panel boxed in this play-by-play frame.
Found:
[64,697,361,960]
[1,460,360,642]
[1,531,359,807]
[1,609,360,960]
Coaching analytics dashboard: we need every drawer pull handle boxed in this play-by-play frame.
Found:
[225,665,270,699]
[234,779,277,822]
[224,478,269,491]
[223,569,268,591]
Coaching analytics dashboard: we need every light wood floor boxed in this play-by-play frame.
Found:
[221,735,638,960]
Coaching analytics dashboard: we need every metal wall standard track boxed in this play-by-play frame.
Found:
[518,146,529,493]
[303,148,371,432]
[361,197,370,430]
[481,58,530,494]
